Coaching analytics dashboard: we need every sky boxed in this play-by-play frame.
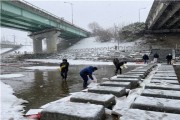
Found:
[0,0,154,45]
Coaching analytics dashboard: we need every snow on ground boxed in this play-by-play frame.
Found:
[14,45,33,54]
[0,81,28,120]
[68,37,137,49]
[0,48,12,54]
[0,74,24,79]
[21,66,59,70]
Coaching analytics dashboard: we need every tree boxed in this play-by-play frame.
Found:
[88,22,102,36]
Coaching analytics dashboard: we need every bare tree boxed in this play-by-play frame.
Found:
[88,22,102,36]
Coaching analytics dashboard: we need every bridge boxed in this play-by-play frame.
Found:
[0,0,90,53]
[146,0,180,33]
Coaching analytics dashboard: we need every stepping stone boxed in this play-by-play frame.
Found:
[111,76,140,81]
[100,81,131,88]
[141,89,180,99]
[117,75,141,78]
[124,73,145,76]
[110,77,139,89]
[127,71,146,74]
[151,79,179,84]
[120,109,180,120]
[156,71,175,73]
[70,92,115,108]
[131,69,148,72]
[131,96,180,114]
[88,86,126,97]
[154,73,177,77]
[41,102,105,120]
[145,83,180,91]
[152,76,178,80]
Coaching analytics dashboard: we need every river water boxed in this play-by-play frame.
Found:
[1,62,137,113]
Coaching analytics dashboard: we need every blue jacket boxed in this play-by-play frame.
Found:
[80,66,94,80]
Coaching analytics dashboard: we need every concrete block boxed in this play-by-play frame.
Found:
[120,109,180,120]
[117,75,140,78]
[152,76,178,80]
[145,83,180,91]
[124,73,146,79]
[100,81,131,88]
[151,79,179,84]
[88,86,126,97]
[110,76,139,89]
[41,102,105,120]
[127,71,146,74]
[131,96,180,114]
[156,71,175,73]
[141,89,180,99]
[111,76,140,81]
[154,73,177,77]
[70,92,115,108]
[131,69,149,72]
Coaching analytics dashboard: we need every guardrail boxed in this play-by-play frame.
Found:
[61,45,150,54]
[18,0,89,33]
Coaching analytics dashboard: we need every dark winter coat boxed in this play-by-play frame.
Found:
[143,54,149,60]
[166,54,172,60]
[60,61,69,72]
[117,61,126,68]
[80,66,94,80]
[113,58,119,66]
[154,53,159,58]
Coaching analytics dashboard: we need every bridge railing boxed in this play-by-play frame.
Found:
[18,0,89,33]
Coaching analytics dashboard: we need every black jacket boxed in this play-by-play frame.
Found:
[154,53,159,58]
[143,54,149,60]
[166,55,172,60]
[60,62,69,72]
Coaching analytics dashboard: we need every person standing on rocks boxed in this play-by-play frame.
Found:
[80,66,98,89]
[153,52,159,63]
[166,53,172,65]
[59,59,69,80]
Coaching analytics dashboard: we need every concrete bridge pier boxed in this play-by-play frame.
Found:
[46,31,61,53]
[32,37,43,54]
[29,29,61,54]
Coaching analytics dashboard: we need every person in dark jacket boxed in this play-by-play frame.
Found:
[80,66,98,89]
[153,53,159,63]
[142,54,149,64]
[113,59,127,75]
[166,54,172,65]
[60,59,69,80]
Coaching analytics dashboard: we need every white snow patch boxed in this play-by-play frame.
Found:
[0,48,12,54]
[0,81,28,120]
[0,74,24,79]
[21,66,59,70]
